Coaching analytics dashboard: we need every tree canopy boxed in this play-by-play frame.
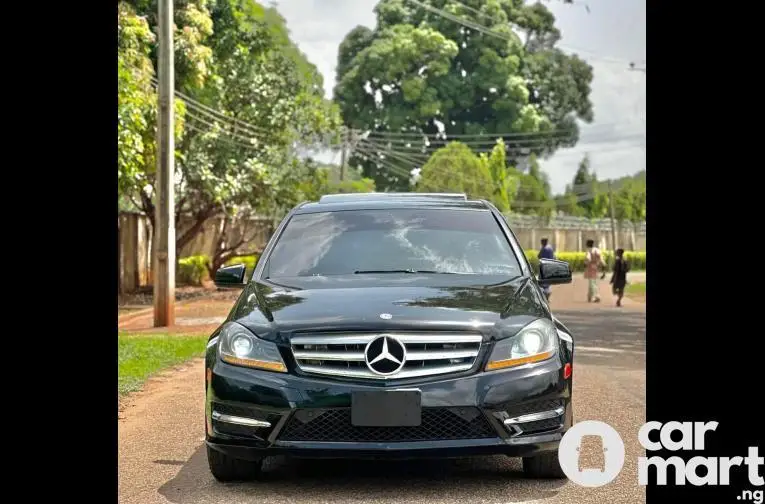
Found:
[416,141,494,199]
[415,142,645,222]
[334,0,594,190]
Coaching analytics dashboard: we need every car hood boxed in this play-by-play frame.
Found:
[230,274,548,342]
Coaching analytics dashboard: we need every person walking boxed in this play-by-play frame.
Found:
[538,238,555,300]
[538,238,555,260]
[610,248,629,307]
[584,239,606,303]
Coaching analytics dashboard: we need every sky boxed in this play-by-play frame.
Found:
[273,0,646,194]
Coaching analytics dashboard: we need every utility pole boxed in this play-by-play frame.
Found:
[154,0,175,327]
[339,127,348,181]
[608,180,617,251]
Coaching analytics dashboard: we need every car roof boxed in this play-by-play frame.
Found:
[295,193,492,214]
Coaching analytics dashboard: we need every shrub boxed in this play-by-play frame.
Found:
[177,254,261,285]
[177,255,210,285]
[524,250,646,274]
[224,254,260,279]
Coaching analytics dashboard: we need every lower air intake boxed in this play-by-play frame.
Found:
[278,407,497,442]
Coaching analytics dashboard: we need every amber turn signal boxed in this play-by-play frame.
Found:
[221,355,287,372]
[485,350,555,371]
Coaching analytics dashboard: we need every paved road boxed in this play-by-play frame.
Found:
[119,277,645,504]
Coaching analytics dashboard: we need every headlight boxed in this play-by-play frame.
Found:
[218,322,287,372]
[486,318,558,371]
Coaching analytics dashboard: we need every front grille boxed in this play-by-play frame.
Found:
[278,407,497,442]
[290,332,482,380]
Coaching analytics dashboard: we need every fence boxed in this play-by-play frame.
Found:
[118,211,273,293]
[118,211,645,293]
[504,214,646,253]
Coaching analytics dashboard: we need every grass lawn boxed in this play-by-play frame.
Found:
[625,282,646,302]
[118,332,209,395]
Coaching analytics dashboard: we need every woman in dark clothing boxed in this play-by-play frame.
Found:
[610,248,629,307]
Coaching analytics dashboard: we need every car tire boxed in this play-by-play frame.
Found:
[207,445,263,482]
[523,451,566,479]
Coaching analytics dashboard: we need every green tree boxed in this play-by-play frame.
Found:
[334,0,594,190]
[607,171,646,222]
[296,162,376,202]
[568,154,608,218]
[416,142,494,199]
[121,0,342,274]
[478,139,518,211]
[554,190,585,217]
[572,153,592,187]
[513,154,553,217]
[118,3,155,199]
[126,0,215,91]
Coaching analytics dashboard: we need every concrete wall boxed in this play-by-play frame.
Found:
[119,212,153,293]
[505,214,646,252]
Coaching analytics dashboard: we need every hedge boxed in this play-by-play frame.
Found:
[224,255,259,278]
[177,254,260,286]
[177,255,210,286]
[525,250,646,273]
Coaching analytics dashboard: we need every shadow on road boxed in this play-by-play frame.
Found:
[556,309,645,351]
[159,445,568,503]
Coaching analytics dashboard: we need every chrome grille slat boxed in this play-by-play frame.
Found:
[398,334,483,344]
[292,351,365,361]
[292,335,375,345]
[406,350,478,360]
[291,332,482,380]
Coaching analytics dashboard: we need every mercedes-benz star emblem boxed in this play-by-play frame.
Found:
[364,335,407,376]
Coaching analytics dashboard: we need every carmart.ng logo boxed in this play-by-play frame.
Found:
[559,420,764,498]
[558,420,626,487]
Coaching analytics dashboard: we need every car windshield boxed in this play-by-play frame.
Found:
[264,208,522,277]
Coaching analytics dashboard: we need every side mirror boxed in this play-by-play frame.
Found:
[214,263,247,288]
[538,258,572,285]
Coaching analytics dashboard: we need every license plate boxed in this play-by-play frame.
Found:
[351,389,422,427]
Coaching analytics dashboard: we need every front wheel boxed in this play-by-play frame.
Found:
[522,450,566,479]
[207,445,263,482]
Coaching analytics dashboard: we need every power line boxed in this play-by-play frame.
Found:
[149,78,342,154]
[149,77,273,135]
[447,0,613,62]
[403,0,631,65]
[351,146,640,213]
[362,132,647,150]
[183,120,266,152]
[353,145,418,181]
[354,142,646,178]
[356,137,645,166]
[184,111,266,145]
[354,137,637,194]
[356,120,645,139]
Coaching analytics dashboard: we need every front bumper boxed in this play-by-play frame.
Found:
[205,355,572,460]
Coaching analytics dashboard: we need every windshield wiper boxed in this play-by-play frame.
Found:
[353,268,452,274]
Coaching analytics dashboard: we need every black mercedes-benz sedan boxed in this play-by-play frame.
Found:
[204,193,575,481]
